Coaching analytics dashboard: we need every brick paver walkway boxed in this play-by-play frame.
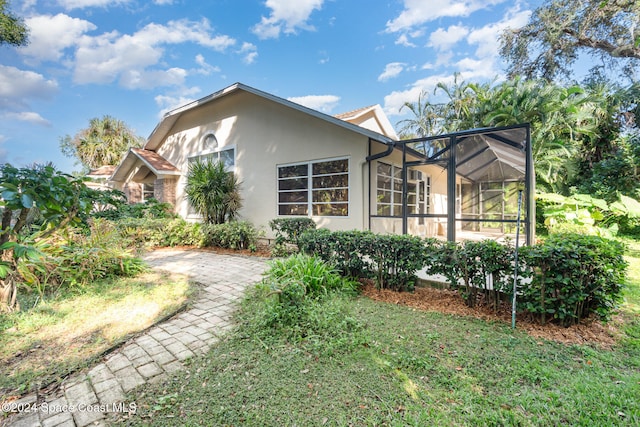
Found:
[2,249,267,427]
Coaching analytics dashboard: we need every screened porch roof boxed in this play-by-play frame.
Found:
[405,125,528,183]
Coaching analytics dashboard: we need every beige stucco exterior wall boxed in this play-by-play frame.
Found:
[154,91,371,236]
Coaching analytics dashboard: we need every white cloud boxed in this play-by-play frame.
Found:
[155,86,202,117]
[73,19,236,88]
[383,74,457,117]
[395,34,416,47]
[194,54,221,75]
[252,0,324,39]
[57,0,131,10]
[238,42,258,64]
[120,67,187,90]
[429,24,470,51]
[378,62,406,82]
[3,112,52,127]
[21,14,96,62]
[467,7,530,59]
[386,0,507,33]
[154,0,174,4]
[287,94,340,113]
[0,66,58,109]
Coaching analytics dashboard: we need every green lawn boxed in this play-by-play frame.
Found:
[0,272,191,398]
[126,291,640,426]
[622,238,640,312]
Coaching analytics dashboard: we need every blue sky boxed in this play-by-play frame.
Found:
[1,0,542,173]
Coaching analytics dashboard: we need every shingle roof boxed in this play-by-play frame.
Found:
[131,148,179,172]
[86,165,117,177]
[334,105,377,120]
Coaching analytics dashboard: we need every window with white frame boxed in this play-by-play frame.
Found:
[142,183,155,202]
[278,158,349,216]
[376,163,430,217]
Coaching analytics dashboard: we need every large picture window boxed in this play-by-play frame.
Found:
[278,158,349,216]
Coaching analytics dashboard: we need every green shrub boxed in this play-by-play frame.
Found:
[118,217,202,249]
[520,233,627,326]
[202,221,260,251]
[17,219,147,299]
[269,218,316,255]
[300,229,426,291]
[92,193,175,221]
[247,254,362,355]
[451,240,513,308]
[299,229,371,279]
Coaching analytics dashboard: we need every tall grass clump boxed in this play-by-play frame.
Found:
[239,254,365,356]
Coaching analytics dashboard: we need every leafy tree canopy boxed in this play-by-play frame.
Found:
[0,0,28,46]
[398,76,639,194]
[60,115,144,172]
[500,0,640,82]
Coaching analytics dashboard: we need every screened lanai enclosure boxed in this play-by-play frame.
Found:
[368,124,534,245]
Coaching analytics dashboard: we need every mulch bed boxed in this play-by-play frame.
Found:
[361,283,622,348]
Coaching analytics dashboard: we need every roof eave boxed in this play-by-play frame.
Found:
[144,82,396,151]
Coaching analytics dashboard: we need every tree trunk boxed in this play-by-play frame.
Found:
[0,275,18,312]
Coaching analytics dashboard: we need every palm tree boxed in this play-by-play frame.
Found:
[60,115,144,171]
[185,159,242,224]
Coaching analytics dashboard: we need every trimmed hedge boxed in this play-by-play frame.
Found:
[519,234,627,326]
[299,229,426,291]
[298,228,628,325]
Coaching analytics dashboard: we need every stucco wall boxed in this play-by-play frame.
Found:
[155,91,371,236]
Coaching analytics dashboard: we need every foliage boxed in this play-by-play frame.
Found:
[0,164,97,311]
[59,115,144,171]
[538,192,640,237]
[202,221,261,251]
[440,240,513,309]
[185,159,242,225]
[118,217,202,249]
[0,0,28,46]
[299,229,426,291]
[268,217,316,255]
[520,234,627,326]
[398,77,599,193]
[500,0,640,82]
[252,254,361,354]
[91,191,175,221]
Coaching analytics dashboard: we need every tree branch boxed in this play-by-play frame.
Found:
[563,28,640,59]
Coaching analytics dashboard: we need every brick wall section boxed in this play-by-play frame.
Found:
[124,182,142,203]
[155,177,177,212]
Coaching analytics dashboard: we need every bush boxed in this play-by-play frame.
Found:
[299,229,426,291]
[248,254,362,355]
[202,221,260,251]
[269,218,316,255]
[520,233,627,326]
[17,219,146,299]
[118,217,202,249]
[431,240,513,308]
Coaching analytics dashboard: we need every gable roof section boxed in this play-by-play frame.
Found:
[111,147,180,182]
[335,104,399,140]
[144,83,396,152]
[86,165,116,178]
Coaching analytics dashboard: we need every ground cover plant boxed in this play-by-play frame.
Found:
[0,271,191,399]
[124,287,640,426]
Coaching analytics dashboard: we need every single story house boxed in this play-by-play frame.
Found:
[109,82,534,243]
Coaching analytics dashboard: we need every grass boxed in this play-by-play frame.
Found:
[621,237,640,313]
[0,271,191,398]
[125,285,640,426]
